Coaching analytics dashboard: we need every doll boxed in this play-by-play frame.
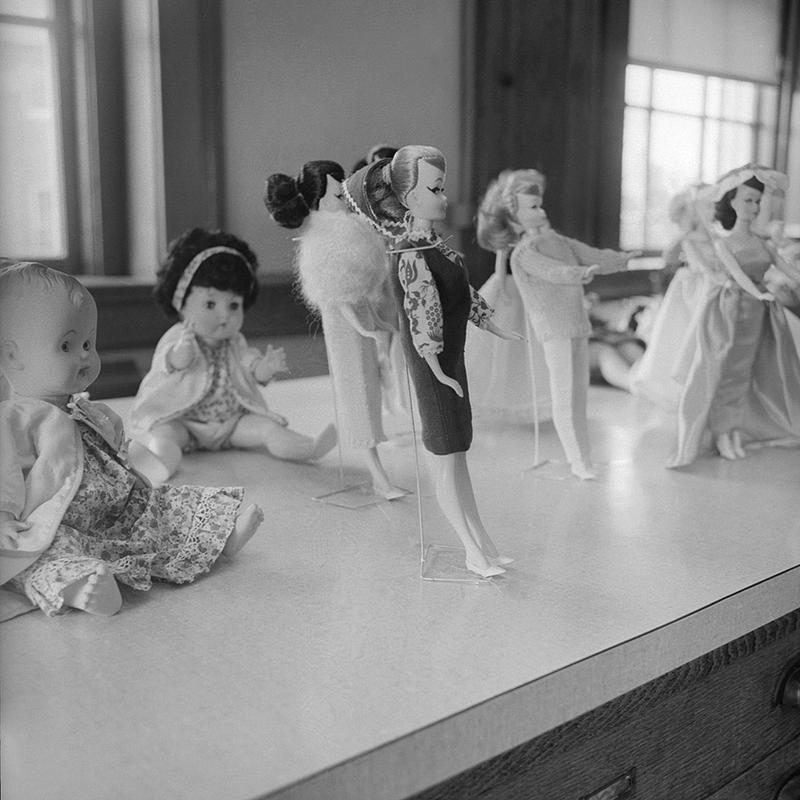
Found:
[130,228,336,485]
[629,184,723,408]
[264,160,404,499]
[478,169,640,479]
[350,143,398,176]
[0,263,264,619]
[465,170,551,420]
[669,164,800,466]
[342,146,522,577]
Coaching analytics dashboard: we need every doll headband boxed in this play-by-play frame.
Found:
[341,160,403,240]
[171,246,254,311]
[713,163,788,200]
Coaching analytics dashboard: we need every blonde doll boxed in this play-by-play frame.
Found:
[130,228,336,484]
[0,263,263,619]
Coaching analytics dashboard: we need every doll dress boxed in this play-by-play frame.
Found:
[8,421,242,615]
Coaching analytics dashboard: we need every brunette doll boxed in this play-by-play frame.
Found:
[342,146,522,577]
[130,228,336,484]
[0,263,263,619]
[477,169,640,479]
[264,160,405,499]
[669,164,800,466]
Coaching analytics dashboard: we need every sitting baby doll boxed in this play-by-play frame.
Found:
[0,262,264,618]
[130,227,336,484]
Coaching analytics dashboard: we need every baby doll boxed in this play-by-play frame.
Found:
[478,168,640,479]
[669,164,800,466]
[0,263,263,619]
[465,170,551,420]
[130,228,336,484]
[264,160,405,499]
[342,146,522,577]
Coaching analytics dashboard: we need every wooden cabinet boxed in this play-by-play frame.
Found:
[411,609,800,800]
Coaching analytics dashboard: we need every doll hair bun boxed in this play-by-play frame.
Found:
[264,174,309,229]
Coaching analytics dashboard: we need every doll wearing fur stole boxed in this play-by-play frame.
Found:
[0,263,263,619]
[265,160,404,499]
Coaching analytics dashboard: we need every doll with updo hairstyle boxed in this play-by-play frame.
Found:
[669,165,800,466]
[130,227,336,485]
[477,168,639,479]
[466,170,551,421]
[343,146,523,577]
[0,262,264,619]
[265,160,406,500]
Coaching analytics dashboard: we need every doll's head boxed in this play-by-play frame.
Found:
[0,262,101,402]
[477,169,547,251]
[154,228,259,334]
[264,160,346,229]
[715,175,764,231]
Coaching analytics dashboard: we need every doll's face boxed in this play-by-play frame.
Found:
[318,173,345,213]
[181,286,244,342]
[730,184,762,222]
[514,192,548,233]
[0,286,100,401]
[404,160,447,222]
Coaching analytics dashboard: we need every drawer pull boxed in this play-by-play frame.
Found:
[775,772,800,799]
[580,768,635,800]
[777,661,800,707]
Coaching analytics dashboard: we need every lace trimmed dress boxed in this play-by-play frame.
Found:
[9,420,242,616]
[390,235,494,455]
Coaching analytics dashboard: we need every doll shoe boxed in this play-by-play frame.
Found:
[489,555,515,567]
[465,560,506,578]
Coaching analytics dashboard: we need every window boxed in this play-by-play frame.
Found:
[0,0,75,264]
[620,63,778,251]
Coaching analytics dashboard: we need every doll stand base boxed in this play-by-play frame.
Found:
[420,545,493,584]
[313,482,410,510]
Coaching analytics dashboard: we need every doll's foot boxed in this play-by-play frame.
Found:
[465,559,506,578]
[732,430,746,458]
[489,554,515,567]
[311,424,337,460]
[373,481,410,501]
[570,461,598,480]
[60,565,122,616]
[224,504,264,557]
[715,433,738,460]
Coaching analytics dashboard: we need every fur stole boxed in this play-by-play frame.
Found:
[295,209,389,310]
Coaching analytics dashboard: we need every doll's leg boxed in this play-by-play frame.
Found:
[229,413,336,461]
[452,451,513,566]
[592,341,643,392]
[543,338,595,479]
[431,452,505,578]
[222,504,264,557]
[60,564,122,616]
[363,446,406,499]
[142,420,191,482]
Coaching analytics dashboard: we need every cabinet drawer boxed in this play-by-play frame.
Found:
[412,610,800,800]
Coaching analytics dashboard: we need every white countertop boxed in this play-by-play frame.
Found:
[2,376,799,800]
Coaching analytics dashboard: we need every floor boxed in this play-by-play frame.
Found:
[2,376,799,800]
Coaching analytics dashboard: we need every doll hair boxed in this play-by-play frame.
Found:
[264,160,345,229]
[154,228,259,320]
[714,175,765,231]
[351,144,398,175]
[476,169,547,252]
[0,261,88,312]
[388,145,446,208]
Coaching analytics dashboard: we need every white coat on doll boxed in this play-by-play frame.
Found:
[0,263,263,620]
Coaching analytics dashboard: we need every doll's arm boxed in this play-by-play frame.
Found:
[766,240,800,285]
[715,240,773,301]
[339,303,391,350]
[0,510,31,549]
[423,354,463,397]
[166,322,198,371]
[251,344,289,384]
[566,237,641,274]
[397,251,444,356]
[682,239,719,277]
[517,243,596,285]
[493,249,510,293]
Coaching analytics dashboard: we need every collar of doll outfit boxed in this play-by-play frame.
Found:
[67,392,127,454]
[713,163,789,200]
[171,246,254,312]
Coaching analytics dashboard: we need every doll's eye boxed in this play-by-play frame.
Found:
[61,341,70,353]
[205,300,216,309]
[427,186,443,195]
[82,339,92,351]
[230,301,241,311]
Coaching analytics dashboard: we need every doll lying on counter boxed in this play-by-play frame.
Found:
[0,262,264,619]
[130,228,336,485]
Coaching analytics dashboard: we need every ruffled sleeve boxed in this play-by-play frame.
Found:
[397,250,444,356]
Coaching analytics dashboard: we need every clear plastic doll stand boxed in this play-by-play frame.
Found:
[520,326,552,475]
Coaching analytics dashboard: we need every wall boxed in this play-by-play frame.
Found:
[220,0,463,275]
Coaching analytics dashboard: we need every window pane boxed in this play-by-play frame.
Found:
[625,64,651,107]
[0,21,66,258]
[721,79,757,122]
[706,76,722,117]
[620,107,649,249]
[702,120,721,182]
[0,0,52,19]
[718,121,754,171]
[652,69,704,115]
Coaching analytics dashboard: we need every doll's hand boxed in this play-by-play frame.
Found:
[759,291,775,302]
[438,375,464,397]
[623,250,644,266]
[265,409,289,427]
[169,322,197,370]
[0,516,31,549]
[582,265,600,283]
[253,345,288,384]
[486,319,525,342]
